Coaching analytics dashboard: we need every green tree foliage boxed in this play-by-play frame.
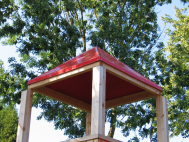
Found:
[0,59,26,104]
[162,6,189,138]
[0,105,18,142]
[90,1,165,140]
[0,0,18,24]
[0,0,188,141]
[128,136,140,142]
[0,61,18,142]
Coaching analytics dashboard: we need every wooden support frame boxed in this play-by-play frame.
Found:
[80,134,121,142]
[86,113,91,136]
[156,95,169,142]
[28,62,101,89]
[62,134,121,142]
[28,61,162,96]
[106,91,154,109]
[101,63,162,96]
[16,89,33,142]
[18,44,166,142]
[91,66,106,135]
[34,87,91,112]
[34,86,155,112]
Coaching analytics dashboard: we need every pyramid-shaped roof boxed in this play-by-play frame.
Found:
[28,47,162,92]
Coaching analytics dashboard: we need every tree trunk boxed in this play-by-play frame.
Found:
[108,108,117,138]
[82,31,86,52]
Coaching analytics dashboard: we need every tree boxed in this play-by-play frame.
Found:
[0,60,18,142]
[89,0,165,140]
[0,0,188,141]
[0,0,18,24]
[0,58,26,105]
[0,105,18,142]
[161,6,189,138]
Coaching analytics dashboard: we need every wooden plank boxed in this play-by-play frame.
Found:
[93,139,99,142]
[34,87,91,112]
[78,134,121,142]
[86,113,91,136]
[86,140,95,142]
[156,95,169,142]
[63,134,121,142]
[28,62,100,89]
[16,89,33,142]
[106,91,154,109]
[77,134,98,141]
[98,134,121,142]
[91,66,106,135]
[101,63,162,96]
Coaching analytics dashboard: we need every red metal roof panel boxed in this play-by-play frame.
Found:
[97,47,162,91]
[28,47,162,92]
[28,47,101,85]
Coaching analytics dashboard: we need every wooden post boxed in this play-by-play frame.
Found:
[91,66,106,135]
[16,89,33,142]
[156,95,169,142]
[86,112,91,136]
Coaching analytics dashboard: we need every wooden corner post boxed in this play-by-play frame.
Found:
[16,89,33,142]
[86,112,91,136]
[91,65,106,135]
[156,95,169,142]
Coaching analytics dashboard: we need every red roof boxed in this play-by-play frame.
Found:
[28,47,162,92]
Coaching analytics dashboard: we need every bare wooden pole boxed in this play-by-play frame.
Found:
[86,112,91,136]
[16,89,33,142]
[91,66,106,135]
[156,95,169,142]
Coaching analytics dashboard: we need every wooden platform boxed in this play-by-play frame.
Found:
[62,134,121,142]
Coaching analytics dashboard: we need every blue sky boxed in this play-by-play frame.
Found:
[0,1,189,142]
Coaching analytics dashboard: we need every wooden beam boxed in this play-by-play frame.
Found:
[98,134,122,142]
[156,95,169,142]
[62,134,121,142]
[106,91,154,109]
[28,62,100,89]
[16,89,33,142]
[86,113,91,136]
[34,87,91,112]
[91,66,106,135]
[101,63,162,96]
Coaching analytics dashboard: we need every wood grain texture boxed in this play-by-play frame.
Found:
[34,87,91,112]
[16,89,33,142]
[156,95,169,142]
[106,91,154,109]
[86,113,91,136]
[28,62,101,89]
[102,63,162,96]
[62,134,121,142]
[91,66,106,135]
